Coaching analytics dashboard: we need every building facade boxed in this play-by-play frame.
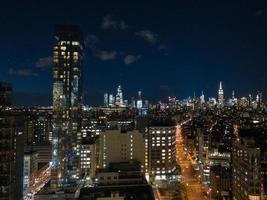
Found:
[232,130,266,200]
[23,151,38,195]
[99,130,145,169]
[0,111,24,200]
[147,126,178,183]
[80,138,97,178]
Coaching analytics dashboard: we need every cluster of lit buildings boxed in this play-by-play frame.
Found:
[104,85,125,107]
[1,24,267,200]
[178,93,267,200]
[103,86,149,116]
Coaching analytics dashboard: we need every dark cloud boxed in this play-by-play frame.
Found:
[124,55,141,65]
[35,56,53,68]
[255,10,263,17]
[158,45,168,55]
[85,34,99,49]
[96,50,117,61]
[136,30,158,44]
[8,68,38,77]
[101,15,128,30]
[85,34,118,61]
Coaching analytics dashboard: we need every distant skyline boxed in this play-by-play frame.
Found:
[0,0,266,105]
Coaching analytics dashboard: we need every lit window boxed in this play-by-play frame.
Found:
[72,41,80,46]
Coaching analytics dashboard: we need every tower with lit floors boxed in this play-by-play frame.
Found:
[218,81,224,107]
[51,25,84,189]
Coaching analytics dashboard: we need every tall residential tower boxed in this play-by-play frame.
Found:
[51,25,84,189]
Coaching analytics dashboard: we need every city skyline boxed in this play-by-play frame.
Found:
[0,0,266,106]
[1,1,267,200]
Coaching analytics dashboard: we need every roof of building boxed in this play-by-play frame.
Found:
[79,184,154,200]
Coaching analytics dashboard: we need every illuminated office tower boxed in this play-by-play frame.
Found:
[231,90,237,105]
[136,91,143,109]
[138,91,142,99]
[131,97,136,108]
[218,81,224,106]
[248,94,253,106]
[200,91,205,104]
[104,93,109,106]
[51,25,84,189]
[109,94,114,106]
[144,100,149,108]
[115,94,121,107]
[116,85,123,106]
[232,90,235,100]
[136,100,143,109]
[256,92,262,108]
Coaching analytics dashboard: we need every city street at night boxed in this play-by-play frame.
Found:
[176,124,206,200]
[24,166,51,200]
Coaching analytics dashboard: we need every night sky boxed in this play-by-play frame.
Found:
[0,0,266,106]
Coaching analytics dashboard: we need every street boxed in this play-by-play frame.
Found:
[176,124,206,200]
[24,165,51,200]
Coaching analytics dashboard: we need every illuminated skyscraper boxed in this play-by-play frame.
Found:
[114,85,125,107]
[137,91,143,109]
[51,25,84,189]
[138,91,142,99]
[119,85,123,105]
[232,90,235,100]
[218,81,224,106]
[109,94,114,106]
[104,93,109,106]
[256,92,262,108]
[200,91,205,104]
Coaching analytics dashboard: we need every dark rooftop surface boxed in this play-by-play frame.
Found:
[79,184,154,200]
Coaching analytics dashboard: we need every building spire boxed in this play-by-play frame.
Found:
[232,90,235,99]
[218,81,224,106]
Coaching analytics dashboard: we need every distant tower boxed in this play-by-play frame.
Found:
[104,93,109,106]
[109,94,114,106]
[218,81,224,106]
[131,97,136,108]
[116,85,123,106]
[232,90,237,105]
[256,92,262,108]
[200,91,205,104]
[248,94,252,106]
[138,91,142,99]
[232,90,235,99]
